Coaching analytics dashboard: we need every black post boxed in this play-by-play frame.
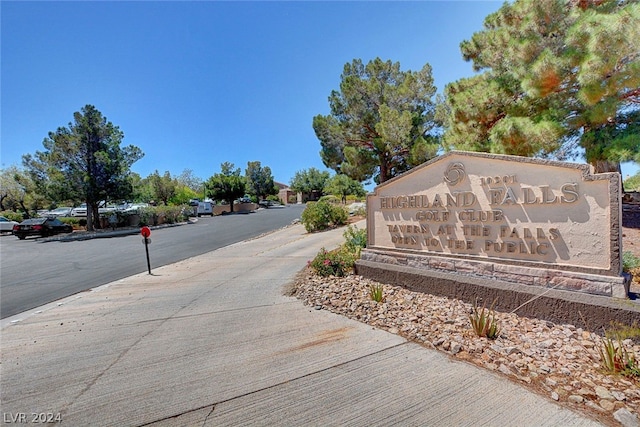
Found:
[144,237,151,274]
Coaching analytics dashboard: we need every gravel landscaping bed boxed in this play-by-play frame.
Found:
[291,267,640,427]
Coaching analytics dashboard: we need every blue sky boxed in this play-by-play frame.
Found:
[2,1,638,188]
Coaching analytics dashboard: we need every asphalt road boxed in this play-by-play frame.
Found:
[0,204,305,319]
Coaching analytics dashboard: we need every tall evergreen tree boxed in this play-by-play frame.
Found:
[314,58,440,184]
[23,105,143,230]
[245,161,277,201]
[149,170,176,206]
[439,0,639,173]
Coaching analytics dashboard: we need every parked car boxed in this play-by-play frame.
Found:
[98,205,117,214]
[12,217,73,239]
[0,216,19,233]
[258,200,281,208]
[122,203,149,213]
[71,204,87,217]
[45,207,73,217]
[196,201,213,217]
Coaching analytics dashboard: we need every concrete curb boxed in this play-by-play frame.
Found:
[40,221,192,242]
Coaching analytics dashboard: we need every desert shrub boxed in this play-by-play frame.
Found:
[328,204,348,228]
[346,194,363,203]
[301,201,348,232]
[138,207,153,226]
[318,195,340,204]
[159,205,188,224]
[138,206,181,227]
[623,251,640,273]
[59,217,80,228]
[137,206,187,226]
[1,211,24,222]
[309,247,355,277]
[343,225,367,256]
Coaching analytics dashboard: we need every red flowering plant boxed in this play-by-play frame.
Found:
[308,247,355,277]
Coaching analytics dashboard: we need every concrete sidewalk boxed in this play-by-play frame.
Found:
[1,223,602,426]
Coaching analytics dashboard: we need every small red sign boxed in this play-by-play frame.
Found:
[140,226,151,238]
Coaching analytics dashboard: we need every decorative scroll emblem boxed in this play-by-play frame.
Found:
[444,162,466,186]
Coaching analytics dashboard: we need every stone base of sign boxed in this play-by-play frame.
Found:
[359,248,629,298]
[356,252,639,331]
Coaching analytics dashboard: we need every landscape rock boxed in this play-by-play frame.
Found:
[292,268,640,426]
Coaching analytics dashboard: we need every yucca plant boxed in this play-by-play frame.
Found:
[600,336,628,374]
[599,335,640,377]
[369,283,384,303]
[469,298,500,339]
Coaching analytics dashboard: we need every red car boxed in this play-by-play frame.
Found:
[12,217,73,240]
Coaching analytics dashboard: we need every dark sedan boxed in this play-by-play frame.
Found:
[12,217,73,240]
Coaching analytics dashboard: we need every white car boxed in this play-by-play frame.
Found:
[122,203,149,213]
[45,207,73,217]
[196,201,213,217]
[71,204,87,217]
[0,216,19,233]
[98,205,117,214]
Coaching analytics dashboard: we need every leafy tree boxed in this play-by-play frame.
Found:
[127,172,150,203]
[245,161,278,201]
[0,166,48,216]
[289,168,331,198]
[170,185,200,206]
[22,105,143,230]
[324,174,367,204]
[0,166,24,212]
[205,162,246,212]
[624,171,640,192]
[149,171,177,205]
[176,168,203,194]
[313,57,440,184]
[439,0,640,173]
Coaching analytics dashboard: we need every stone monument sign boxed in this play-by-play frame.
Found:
[359,151,628,298]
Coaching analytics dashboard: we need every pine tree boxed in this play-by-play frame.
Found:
[439,0,639,173]
[314,58,439,184]
[23,105,143,230]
